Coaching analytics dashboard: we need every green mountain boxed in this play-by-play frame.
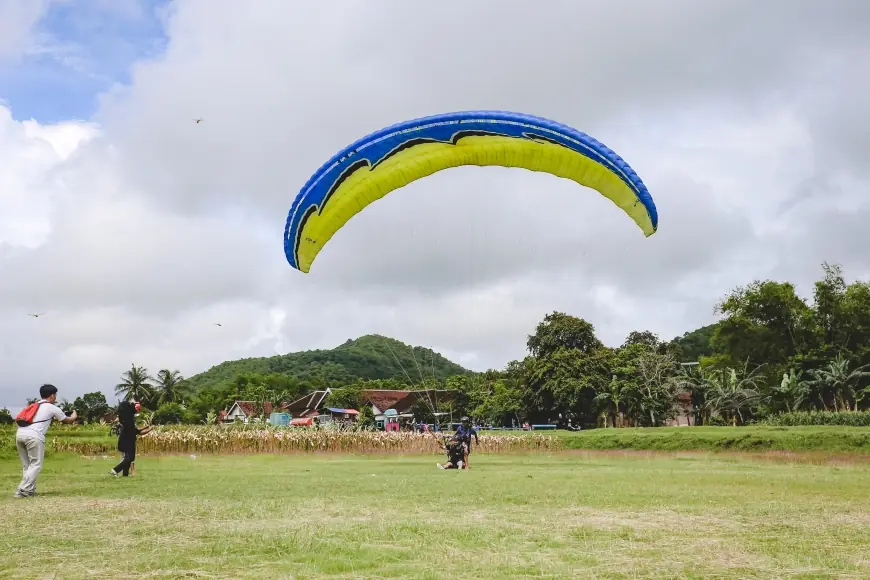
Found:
[183,323,721,397]
[184,335,470,393]
[670,323,719,362]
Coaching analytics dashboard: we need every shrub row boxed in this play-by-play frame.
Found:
[760,411,870,427]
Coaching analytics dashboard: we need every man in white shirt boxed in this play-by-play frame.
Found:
[14,384,77,498]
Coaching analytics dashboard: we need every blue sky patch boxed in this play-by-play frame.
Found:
[0,0,170,123]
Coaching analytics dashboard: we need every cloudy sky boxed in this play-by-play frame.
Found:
[1,0,869,409]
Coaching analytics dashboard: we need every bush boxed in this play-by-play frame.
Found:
[152,403,185,425]
[0,408,13,425]
[556,425,870,453]
[761,411,870,427]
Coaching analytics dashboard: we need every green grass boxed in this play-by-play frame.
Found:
[0,425,115,457]
[552,426,870,453]
[3,451,870,578]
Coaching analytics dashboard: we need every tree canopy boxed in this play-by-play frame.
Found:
[70,262,870,430]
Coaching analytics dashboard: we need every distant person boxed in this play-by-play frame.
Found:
[13,384,77,498]
[109,401,151,477]
[455,416,479,468]
[437,435,468,470]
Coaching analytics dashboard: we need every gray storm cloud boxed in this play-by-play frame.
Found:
[2,0,870,408]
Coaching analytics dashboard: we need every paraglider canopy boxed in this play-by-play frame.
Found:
[284,110,658,273]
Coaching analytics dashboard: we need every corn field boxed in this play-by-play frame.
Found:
[140,426,562,455]
[52,425,562,455]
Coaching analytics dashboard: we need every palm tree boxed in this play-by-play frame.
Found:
[153,369,186,405]
[115,365,154,403]
[808,354,870,411]
[705,362,765,426]
[594,375,631,428]
[771,369,810,413]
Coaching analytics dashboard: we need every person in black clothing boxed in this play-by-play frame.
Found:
[437,435,468,470]
[454,416,479,468]
[109,401,151,477]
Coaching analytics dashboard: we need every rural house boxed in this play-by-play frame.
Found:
[361,389,452,429]
[284,389,331,419]
[224,401,274,424]
[318,407,360,424]
[665,392,694,426]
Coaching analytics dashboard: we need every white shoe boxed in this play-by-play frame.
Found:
[437,463,444,469]
[108,470,118,477]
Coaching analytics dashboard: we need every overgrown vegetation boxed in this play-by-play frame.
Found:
[557,425,870,453]
[761,411,870,427]
[22,262,870,432]
[9,424,870,457]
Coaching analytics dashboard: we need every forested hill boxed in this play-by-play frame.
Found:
[183,335,469,393]
[670,323,719,362]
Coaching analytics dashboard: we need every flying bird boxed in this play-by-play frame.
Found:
[194,118,203,124]
[28,313,45,318]
[214,323,222,327]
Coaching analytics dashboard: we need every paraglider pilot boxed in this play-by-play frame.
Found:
[455,416,479,468]
[437,435,468,470]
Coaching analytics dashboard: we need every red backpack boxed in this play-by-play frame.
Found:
[15,401,47,427]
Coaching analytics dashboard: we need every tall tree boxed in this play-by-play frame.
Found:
[594,375,631,428]
[623,330,660,350]
[153,369,186,405]
[704,363,765,426]
[812,262,848,351]
[72,392,110,423]
[635,350,679,426]
[472,377,525,426]
[115,365,155,403]
[842,281,870,356]
[524,345,613,425]
[807,354,870,411]
[713,280,811,369]
[526,312,602,359]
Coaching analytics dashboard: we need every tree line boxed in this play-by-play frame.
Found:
[320,262,870,428]
[3,262,867,429]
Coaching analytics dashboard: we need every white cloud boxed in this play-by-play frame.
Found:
[0,105,97,248]
[0,0,53,61]
[2,0,870,409]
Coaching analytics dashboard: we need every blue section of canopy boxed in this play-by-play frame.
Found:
[283,110,658,271]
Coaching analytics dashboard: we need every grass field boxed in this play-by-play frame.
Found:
[3,451,870,579]
[555,425,870,453]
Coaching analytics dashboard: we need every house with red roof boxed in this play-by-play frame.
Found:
[222,388,453,429]
[361,389,452,429]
